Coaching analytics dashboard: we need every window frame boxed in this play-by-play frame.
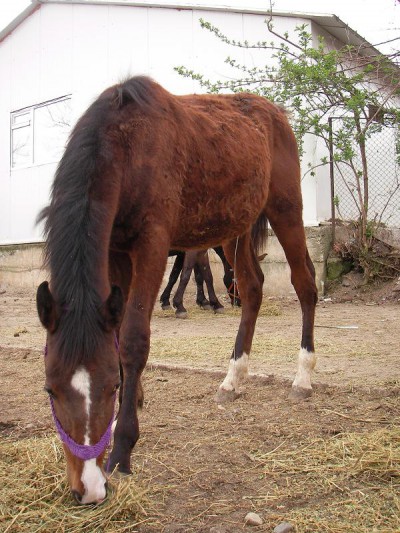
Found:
[10,95,72,170]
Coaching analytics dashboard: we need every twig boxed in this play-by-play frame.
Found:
[320,408,391,424]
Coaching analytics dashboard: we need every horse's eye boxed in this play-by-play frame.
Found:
[44,386,55,398]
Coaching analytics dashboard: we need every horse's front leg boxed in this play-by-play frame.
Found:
[107,234,169,474]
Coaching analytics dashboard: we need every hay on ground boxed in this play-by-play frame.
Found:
[0,435,149,533]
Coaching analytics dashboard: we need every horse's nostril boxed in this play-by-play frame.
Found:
[72,490,82,503]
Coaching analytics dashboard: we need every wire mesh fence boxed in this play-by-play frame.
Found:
[332,119,400,228]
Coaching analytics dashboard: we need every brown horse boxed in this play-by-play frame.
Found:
[36,76,317,504]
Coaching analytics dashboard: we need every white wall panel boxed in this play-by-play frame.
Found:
[147,8,194,93]
[71,5,109,99]
[107,6,149,82]
[10,10,41,111]
[0,3,324,244]
[192,10,244,90]
[39,4,73,101]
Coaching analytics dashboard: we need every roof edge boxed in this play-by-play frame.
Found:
[0,1,387,61]
[0,1,41,44]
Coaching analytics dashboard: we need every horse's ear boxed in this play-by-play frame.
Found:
[103,285,124,330]
[36,281,58,331]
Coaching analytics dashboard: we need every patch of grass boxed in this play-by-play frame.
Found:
[150,335,297,367]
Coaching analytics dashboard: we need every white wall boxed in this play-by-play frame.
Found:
[0,3,320,244]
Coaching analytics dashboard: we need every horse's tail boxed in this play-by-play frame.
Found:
[251,212,268,255]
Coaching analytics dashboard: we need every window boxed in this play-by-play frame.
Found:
[11,97,72,169]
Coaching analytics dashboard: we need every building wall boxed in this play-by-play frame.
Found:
[0,3,328,246]
[0,227,332,297]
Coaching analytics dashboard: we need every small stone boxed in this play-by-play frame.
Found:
[273,521,295,533]
[13,332,20,337]
[245,512,263,526]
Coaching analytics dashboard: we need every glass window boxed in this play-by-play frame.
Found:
[11,111,32,167]
[11,97,71,169]
[34,99,71,163]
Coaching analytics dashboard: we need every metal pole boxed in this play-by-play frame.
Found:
[328,117,336,243]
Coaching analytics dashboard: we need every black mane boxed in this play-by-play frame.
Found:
[37,77,165,367]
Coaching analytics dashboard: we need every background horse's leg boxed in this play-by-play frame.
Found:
[216,234,264,403]
[266,204,318,400]
[194,263,211,310]
[195,250,224,313]
[172,251,198,318]
[160,252,184,310]
[108,229,170,474]
[214,246,241,307]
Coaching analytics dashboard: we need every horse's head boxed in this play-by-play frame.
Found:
[36,281,124,504]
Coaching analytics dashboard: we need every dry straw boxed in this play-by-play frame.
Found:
[0,434,150,533]
[251,427,400,532]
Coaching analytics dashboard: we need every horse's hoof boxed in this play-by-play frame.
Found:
[175,311,188,319]
[215,387,241,404]
[214,307,225,314]
[200,304,212,311]
[106,457,132,476]
[289,386,313,401]
[108,468,132,480]
[161,304,172,311]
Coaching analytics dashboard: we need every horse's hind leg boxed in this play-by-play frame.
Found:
[214,245,241,307]
[194,263,211,309]
[160,252,184,310]
[195,250,224,313]
[266,203,318,400]
[216,234,264,403]
[172,250,198,318]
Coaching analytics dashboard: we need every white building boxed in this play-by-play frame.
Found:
[0,0,392,290]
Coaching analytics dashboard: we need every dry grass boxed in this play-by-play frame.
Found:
[152,300,282,320]
[251,428,400,532]
[0,435,150,533]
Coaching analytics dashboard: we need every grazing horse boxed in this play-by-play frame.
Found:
[36,76,317,504]
[160,246,240,318]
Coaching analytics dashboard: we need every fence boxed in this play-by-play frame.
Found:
[331,118,400,229]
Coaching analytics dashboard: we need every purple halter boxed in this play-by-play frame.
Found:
[48,395,115,460]
[44,334,119,461]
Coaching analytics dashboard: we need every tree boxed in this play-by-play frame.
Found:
[176,16,400,280]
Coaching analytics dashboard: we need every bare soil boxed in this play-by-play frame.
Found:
[1,283,399,532]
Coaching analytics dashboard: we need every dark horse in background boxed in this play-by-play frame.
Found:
[36,77,317,504]
[161,246,241,318]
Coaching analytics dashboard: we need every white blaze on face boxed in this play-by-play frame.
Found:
[220,353,249,392]
[292,348,317,390]
[71,367,106,504]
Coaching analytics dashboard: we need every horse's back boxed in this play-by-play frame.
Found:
[109,78,298,250]
[167,92,295,248]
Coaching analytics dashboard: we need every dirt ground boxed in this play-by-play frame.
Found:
[1,282,399,532]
